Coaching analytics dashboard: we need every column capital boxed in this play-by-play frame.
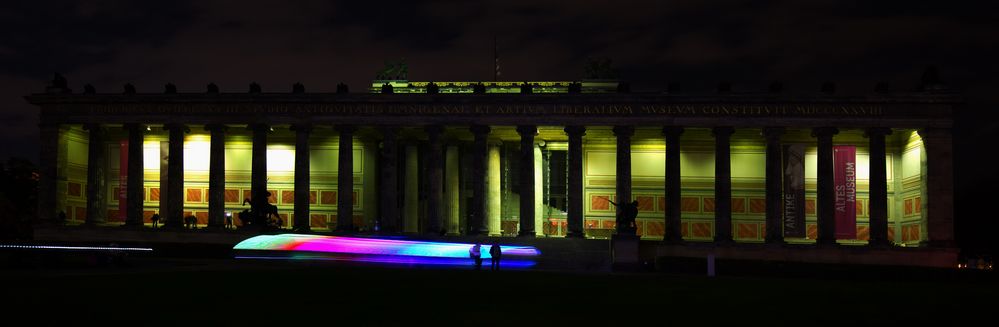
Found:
[290,123,313,132]
[470,125,491,136]
[164,123,190,133]
[662,126,684,137]
[810,127,839,138]
[863,127,893,138]
[377,125,401,132]
[205,123,229,133]
[762,127,786,139]
[564,125,586,137]
[82,123,104,131]
[424,125,444,135]
[335,124,357,133]
[711,126,735,137]
[123,123,147,132]
[248,123,270,132]
[378,126,399,139]
[612,125,635,137]
[516,125,538,136]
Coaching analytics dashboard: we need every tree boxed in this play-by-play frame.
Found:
[0,158,38,240]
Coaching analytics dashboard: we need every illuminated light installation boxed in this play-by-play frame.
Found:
[234,234,540,268]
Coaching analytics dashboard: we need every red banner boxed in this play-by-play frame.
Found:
[118,140,128,222]
[833,145,857,239]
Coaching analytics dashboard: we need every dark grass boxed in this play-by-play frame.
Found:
[3,256,997,326]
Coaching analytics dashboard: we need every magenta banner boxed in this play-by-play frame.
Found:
[783,144,806,238]
[833,145,857,239]
[118,140,128,222]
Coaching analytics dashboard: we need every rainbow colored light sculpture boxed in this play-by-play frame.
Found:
[233,234,540,268]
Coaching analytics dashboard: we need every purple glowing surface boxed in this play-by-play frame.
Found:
[233,234,540,268]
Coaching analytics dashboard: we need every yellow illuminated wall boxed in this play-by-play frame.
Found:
[896,130,925,244]
[579,128,908,243]
[66,126,374,230]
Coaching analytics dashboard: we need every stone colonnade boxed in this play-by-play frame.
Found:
[45,123,954,246]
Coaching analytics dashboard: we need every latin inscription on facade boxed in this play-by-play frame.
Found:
[78,103,896,117]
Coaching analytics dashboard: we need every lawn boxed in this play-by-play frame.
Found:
[3,257,996,326]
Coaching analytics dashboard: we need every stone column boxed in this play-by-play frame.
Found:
[205,124,227,229]
[865,128,891,246]
[564,126,586,238]
[337,125,356,232]
[920,128,955,248]
[534,143,544,236]
[166,124,188,227]
[713,127,734,243]
[487,142,502,236]
[37,123,60,224]
[83,124,107,225]
[613,126,634,234]
[663,127,684,243]
[763,127,785,244]
[517,125,537,237]
[379,127,400,233]
[292,124,312,232]
[813,127,839,245]
[125,124,145,227]
[250,124,269,210]
[469,125,490,235]
[404,144,419,233]
[444,144,461,235]
[425,125,444,234]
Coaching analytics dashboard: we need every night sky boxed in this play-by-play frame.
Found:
[2,1,997,251]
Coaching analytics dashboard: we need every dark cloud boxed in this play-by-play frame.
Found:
[323,1,483,49]
[0,0,195,77]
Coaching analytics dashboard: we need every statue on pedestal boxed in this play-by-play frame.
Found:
[239,190,281,229]
[375,59,408,80]
[608,199,638,235]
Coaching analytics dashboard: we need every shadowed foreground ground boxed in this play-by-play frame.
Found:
[3,256,996,326]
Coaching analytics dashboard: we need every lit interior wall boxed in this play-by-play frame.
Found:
[577,127,903,242]
[895,130,925,245]
[61,125,89,222]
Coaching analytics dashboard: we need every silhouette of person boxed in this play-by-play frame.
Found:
[489,243,502,271]
[57,211,67,223]
[469,243,482,270]
[151,213,160,228]
[225,213,233,229]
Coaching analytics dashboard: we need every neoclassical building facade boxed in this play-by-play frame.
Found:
[27,79,959,253]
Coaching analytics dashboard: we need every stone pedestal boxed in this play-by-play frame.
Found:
[611,234,641,271]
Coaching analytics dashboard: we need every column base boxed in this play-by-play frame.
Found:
[517,231,536,237]
[662,236,684,245]
[713,236,734,244]
[815,237,837,246]
[466,228,489,236]
[564,231,585,238]
[205,223,224,230]
[764,236,786,245]
[120,222,144,230]
[867,238,890,247]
